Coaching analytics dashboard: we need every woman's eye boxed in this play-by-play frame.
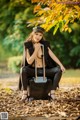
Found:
[35,33,43,37]
[40,35,42,37]
[35,33,38,35]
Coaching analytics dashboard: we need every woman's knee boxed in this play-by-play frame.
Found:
[22,66,29,74]
[57,66,62,73]
[21,67,29,81]
[51,66,62,74]
[22,66,35,77]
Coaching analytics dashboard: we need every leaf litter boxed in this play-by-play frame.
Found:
[0,87,80,118]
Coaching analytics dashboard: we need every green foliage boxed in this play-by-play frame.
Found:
[46,22,80,68]
[0,43,5,61]
[0,0,34,56]
[0,42,12,61]
[0,0,80,69]
[3,20,25,55]
[8,56,22,73]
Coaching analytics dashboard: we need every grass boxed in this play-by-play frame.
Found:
[62,69,80,78]
[60,69,80,87]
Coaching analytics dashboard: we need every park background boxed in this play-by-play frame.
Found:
[0,0,80,119]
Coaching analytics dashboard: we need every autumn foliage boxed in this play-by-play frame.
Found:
[30,0,80,34]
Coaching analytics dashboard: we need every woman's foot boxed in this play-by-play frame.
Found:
[28,96,34,102]
[50,90,56,100]
[50,93,55,100]
[21,91,28,102]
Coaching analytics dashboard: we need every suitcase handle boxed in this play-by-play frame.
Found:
[35,44,46,81]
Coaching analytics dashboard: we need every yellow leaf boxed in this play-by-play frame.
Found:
[32,0,39,3]
[68,28,72,33]
[34,4,41,13]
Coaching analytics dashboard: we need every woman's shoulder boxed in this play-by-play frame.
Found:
[41,40,50,47]
[24,41,33,48]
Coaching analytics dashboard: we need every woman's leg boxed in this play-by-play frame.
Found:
[46,66,62,90]
[21,66,35,101]
[21,66,35,90]
[52,66,62,90]
[46,66,62,99]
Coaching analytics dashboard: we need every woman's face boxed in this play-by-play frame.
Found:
[32,32,43,43]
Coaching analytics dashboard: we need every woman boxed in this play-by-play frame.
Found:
[20,26,65,102]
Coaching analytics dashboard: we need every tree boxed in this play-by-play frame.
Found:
[46,22,80,68]
[29,0,80,34]
[0,0,80,68]
[0,0,34,56]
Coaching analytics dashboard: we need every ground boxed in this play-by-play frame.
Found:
[0,68,80,120]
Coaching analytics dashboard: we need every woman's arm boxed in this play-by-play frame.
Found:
[26,43,41,65]
[48,47,65,72]
[26,49,37,65]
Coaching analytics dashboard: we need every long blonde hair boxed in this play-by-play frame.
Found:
[25,31,45,42]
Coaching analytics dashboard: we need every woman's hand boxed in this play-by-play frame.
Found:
[26,43,41,65]
[34,43,41,52]
[60,65,66,73]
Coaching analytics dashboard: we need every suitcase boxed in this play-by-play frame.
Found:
[29,44,53,99]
